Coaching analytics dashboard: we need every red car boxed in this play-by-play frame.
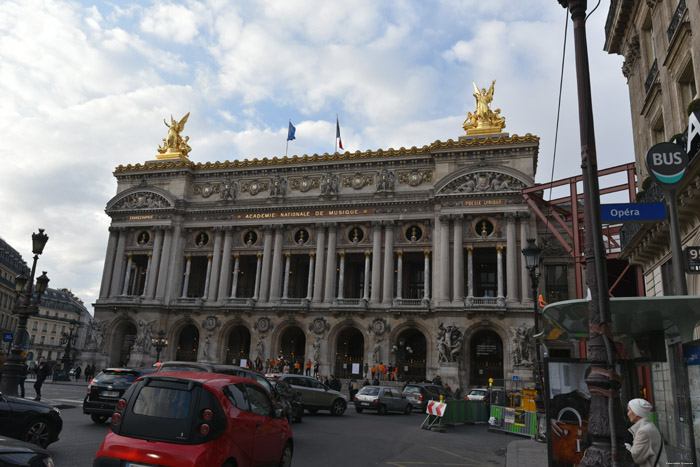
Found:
[93,371,293,467]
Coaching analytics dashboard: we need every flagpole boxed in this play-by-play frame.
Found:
[335,114,338,154]
[286,119,290,157]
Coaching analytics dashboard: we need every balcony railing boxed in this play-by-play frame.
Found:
[644,59,659,95]
[667,0,686,42]
[470,297,499,306]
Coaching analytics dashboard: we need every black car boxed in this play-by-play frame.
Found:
[0,436,54,466]
[157,361,302,423]
[0,393,62,449]
[83,368,156,423]
[402,383,454,412]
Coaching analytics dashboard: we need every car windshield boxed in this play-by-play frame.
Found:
[93,370,139,385]
[403,386,421,394]
[470,390,486,396]
[358,387,380,396]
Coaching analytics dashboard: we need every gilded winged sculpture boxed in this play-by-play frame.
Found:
[158,112,191,157]
[463,80,506,135]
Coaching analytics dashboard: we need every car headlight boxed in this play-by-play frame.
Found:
[43,456,55,467]
[51,407,60,416]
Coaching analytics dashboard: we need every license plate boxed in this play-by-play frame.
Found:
[361,402,369,406]
[125,463,151,467]
[101,391,120,398]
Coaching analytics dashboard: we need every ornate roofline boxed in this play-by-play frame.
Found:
[115,134,540,173]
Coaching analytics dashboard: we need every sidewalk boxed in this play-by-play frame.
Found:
[506,439,547,467]
[26,377,89,386]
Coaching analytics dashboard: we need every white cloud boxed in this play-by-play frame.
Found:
[140,3,201,44]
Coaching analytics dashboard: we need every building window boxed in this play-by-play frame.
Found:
[48,351,52,360]
[642,13,656,71]
[42,323,47,332]
[51,324,57,333]
[32,322,38,331]
[31,334,35,343]
[652,115,665,145]
[50,337,54,345]
[40,336,45,344]
[678,60,697,114]
[545,265,569,304]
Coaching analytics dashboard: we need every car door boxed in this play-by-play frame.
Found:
[243,383,285,466]
[223,384,257,466]
[306,377,330,408]
[390,388,404,411]
[285,376,312,407]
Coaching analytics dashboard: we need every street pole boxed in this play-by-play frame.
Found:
[557,1,632,465]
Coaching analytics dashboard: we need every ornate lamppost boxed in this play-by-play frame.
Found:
[522,239,545,412]
[0,229,50,396]
[151,330,169,363]
[57,319,79,381]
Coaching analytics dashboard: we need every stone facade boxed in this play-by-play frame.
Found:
[92,121,571,391]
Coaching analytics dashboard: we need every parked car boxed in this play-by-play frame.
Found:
[353,385,413,415]
[157,361,301,423]
[93,372,293,467]
[271,380,303,423]
[269,374,347,416]
[0,436,54,466]
[466,388,488,401]
[83,367,156,423]
[0,393,62,449]
[401,383,454,412]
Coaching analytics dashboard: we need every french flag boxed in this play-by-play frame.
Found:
[336,116,344,150]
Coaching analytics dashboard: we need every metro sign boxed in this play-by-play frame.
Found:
[645,142,689,187]
[426,400,446,417]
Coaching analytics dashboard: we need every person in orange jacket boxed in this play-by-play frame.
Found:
[305,359,312,376]
[392,365,399,381]
[371,364,377,380]
[294,361,301,374]
[378,363,385,380]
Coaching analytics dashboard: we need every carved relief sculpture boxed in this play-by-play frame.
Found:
[436,322,464,363]
[510,323,534,367]
[308,317,330,335]
[269,175,286,199]
[220,179,237,200]
[113,192,170,210]
[320,173,339,196]
[86,320,108,350]
[372,338,382,364]
[312,336,321,362]
[134,318,156,352]
[376,168,395,192]
[367,317,390,336]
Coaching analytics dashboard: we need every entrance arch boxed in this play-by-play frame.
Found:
[225,325,251,365]
[278,326,305,365]
[335,327,364,378]
[394,329,427,381]
[109,320,137,367]
[175,324,200,361]
[470,330,503,386]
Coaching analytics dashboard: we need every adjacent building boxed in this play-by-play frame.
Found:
[0,237,29,349]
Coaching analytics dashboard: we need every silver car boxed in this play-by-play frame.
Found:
[273,374,347,416]
[353,385,413,415]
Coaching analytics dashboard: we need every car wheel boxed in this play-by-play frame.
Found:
[355,407,363,413]
[91,413,109,424]
[23,418,53,449]
[307,408,318,415]
[330,399,346,416]
[279,442,293,467]
[378,404,387,416]
[404,404,413,415]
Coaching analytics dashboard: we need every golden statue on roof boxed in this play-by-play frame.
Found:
[463,80,506,136]
[156,112,191,160]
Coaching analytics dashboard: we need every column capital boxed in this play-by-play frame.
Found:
[467,246,473,254]
[382,220,394,227]
[505,212,517,222]
[496,246,503,253]
[147,253,152,260]
[234,254,240,259]
[371,221,383,230]
[518,211,531,220]
[439,214,451,223]
[365,251,371,258]
[424,250,431,258]
[263,225,275,232]
[316,223,330,231]
[327,222,339,232]
[451,213,463,221]
[309,252,315,258]
[396,250,403,258]
[213,226,225,233]
[338,252,345,259]
[127,253,133,260]
[284,252,291,259]
[207,255,213,261]
[272,223,285,230]
[256,253,263,259]
[186,255,191,261]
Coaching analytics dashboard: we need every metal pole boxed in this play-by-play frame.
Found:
[666,190,688,295]
[558,1,632,465]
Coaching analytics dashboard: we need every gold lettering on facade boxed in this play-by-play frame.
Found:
[462,200,505,207]
[128,215,155,220]
[235,208,373,220]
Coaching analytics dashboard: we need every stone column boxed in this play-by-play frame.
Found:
[307,252,315,300]
[122,254,133,295]
[496,246,504,299]
[396,251,403,300]
[253,253,262,300]
[203,255,213,299]
[382,222,394,304]
[155,227,173,300]
[282,253,291,299]
[467,247,474,298]
[520,213,531,301]
[99,227,119,299]
[217,228,233,301]
[164,224,183,301]
[145,229,163,299]
[363,251,371,301]
[230,254,240,298]
[506,213,517,300]
[208,230,224,301]
[337,252,345,299]
[181,256,192,297]
[258,226,274,303]
[109,230,127,297]
[142,254,152,297]
[370,222,382,304]
[324,225,338,303]
[313,225,326,303]
[453,215,464,304]
[439,215,450,303]
[424,251,431,300]
[269,226,284,302]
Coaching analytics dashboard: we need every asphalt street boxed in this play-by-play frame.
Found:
[34,380,511,467]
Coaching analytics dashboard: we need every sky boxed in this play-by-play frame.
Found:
[0,0,634,315]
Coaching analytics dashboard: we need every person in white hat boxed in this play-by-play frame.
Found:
[626,398,667,466]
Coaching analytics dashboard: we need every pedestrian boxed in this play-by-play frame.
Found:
[0,350,7,384]
[34,357,51,401]
[283,362,290,374]
[372,377,380,386]
[84,364,91,382]
[74,365,82,381]
[624,398,667,467]
[19,358,28,398]
[363,362,369,379]
[305,359,312,376]
[329,375,341,391]
[371,364,376,380]
[362,378,370,387]
[382,364,388,381]
[313,361,319,378]
[378,362,385,381]
[294,360,301,374]
[349,378,359,401]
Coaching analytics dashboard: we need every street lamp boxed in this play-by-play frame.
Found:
[57,319,79,381]
[151,330,169,363]
[0,229,50,396]
[522,239,544,412]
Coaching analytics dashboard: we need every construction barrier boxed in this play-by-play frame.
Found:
[488,405,537,438]
[420,400,489,430]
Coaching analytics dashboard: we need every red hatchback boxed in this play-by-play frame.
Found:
[93,371,293,467]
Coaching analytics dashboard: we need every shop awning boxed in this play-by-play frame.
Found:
[542,295,700,345]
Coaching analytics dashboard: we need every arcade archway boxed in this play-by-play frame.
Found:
[393,329,426,382]
[335,327,364,378]
[278,326,305,365]
[175,324,199,361]
[470,330,503,386]
[225,325,251,366]
[110,321,137,367]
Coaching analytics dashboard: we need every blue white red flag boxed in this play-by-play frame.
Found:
[336,117,343,150]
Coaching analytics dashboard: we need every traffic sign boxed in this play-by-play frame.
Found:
[513,375,519,380]
[645,142,688,187]
[600,203,667,223]
[426,400,446,417]
[3,332,12,342]
[685,247,700,273]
